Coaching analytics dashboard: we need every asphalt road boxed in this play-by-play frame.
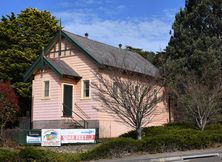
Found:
[97,156,222,162]
[183,156,222,162]
[97,148,222,162]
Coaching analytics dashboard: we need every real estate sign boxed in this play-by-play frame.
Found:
[61,129,96,143]
[41,129,61,146]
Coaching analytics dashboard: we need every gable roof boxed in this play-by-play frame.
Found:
[24,30,160,81]
[62,30,160,77]
[24,56,80,81]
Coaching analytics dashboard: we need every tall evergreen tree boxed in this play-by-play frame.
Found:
[163,0,222,85]
[0,8,60,114]
[162,0,222,124]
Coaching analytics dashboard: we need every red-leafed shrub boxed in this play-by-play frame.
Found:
[0,81,19,142]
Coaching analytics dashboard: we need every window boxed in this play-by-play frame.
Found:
[44,81,50,97]
[153,89,157,102]
[113,82,118,96]
[135,85,140,100]
[82,80,90,98]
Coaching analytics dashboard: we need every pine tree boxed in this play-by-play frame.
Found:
[162,0,222,124]
[163,0,222,85]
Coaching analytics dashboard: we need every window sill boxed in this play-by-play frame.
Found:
[80,97,91,100]
[41,97,50,100]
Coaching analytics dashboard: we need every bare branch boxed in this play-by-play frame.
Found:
[91,55,164,139]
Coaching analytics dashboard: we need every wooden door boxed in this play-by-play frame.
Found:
[63,84,73,117]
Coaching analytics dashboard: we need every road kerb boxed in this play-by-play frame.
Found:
[149,156,182,162]
[182,153,219,160]
[149,153,220,162]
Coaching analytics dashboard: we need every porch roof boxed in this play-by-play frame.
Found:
[24,56,81,81]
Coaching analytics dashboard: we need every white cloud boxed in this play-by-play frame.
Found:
[54,8,172,52]
[59,0,104,8]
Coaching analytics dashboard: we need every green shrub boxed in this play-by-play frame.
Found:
[119,130,137,139]
[0,148,19,162]
[140,133,211,153]
[120,125,197,139]
[19,147,55,161]
[82,138,139,160]
[55,152,81,162]
[18,147,75,162]
[205,124,222,130]
[164,122,196,129]
[119,124,222,155]
[2,124,222,161]
[18,147,81,162]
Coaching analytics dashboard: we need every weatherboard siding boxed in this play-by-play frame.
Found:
[32,69,62,121]
[47,39,100,120]
[60,43,100,120]
[97,70,169,137]
[32,37,169,137]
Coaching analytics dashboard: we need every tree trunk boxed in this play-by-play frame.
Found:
[196,117,207,131]
[136,127,142,140]
[201,119,207,131]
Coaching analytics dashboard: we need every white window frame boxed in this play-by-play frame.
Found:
[81,79,91,99]
[42,80,50,99]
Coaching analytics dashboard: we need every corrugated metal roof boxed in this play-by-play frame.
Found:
[63,30,160,77]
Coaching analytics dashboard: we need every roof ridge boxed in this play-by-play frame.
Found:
[62,30,155,67]
[63,30,134,52]
[62,30,159,77]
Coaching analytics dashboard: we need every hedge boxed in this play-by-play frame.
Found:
[0,148,19,162]
[81,138,139,160]
[2,124,222,161]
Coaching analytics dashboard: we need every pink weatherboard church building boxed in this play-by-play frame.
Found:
[24,30,169,138]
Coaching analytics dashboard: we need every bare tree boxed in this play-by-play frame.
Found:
[175,75,222,131]
[92,66,164,140]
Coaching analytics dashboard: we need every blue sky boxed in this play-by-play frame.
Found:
[1,0,185,52]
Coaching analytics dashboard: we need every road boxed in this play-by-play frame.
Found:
[97,154,222,162]
[99,156,222,162]
[183,156,222,162]
[96,148,222,162]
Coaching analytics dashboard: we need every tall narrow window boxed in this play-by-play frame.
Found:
[113,82,118,96]
[83,80,90,98]
[153,89,157,102]
[44,81,49,97]
[135,85,140,100]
